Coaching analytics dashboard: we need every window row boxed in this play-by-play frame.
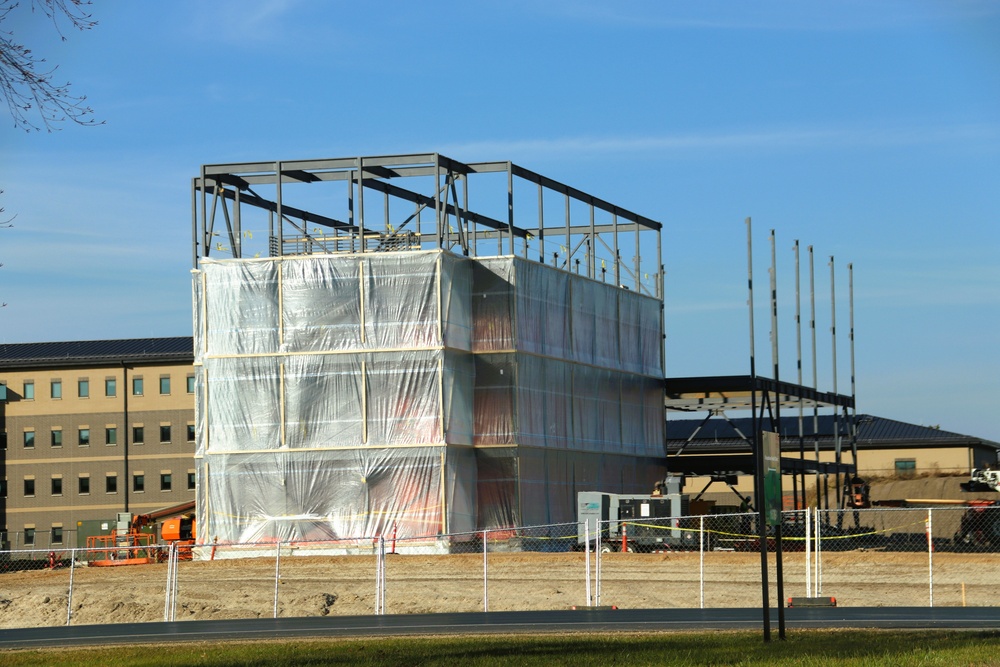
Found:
[18,375,195,400]
[21,424,196,448]
[19,526,64,546]
[3,471,196,498]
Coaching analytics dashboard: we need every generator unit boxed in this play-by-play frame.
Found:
[577,476,693,552]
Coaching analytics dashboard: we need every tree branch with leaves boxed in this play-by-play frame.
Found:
[0,0,102,132]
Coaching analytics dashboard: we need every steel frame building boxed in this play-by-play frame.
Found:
[189,153,668,547]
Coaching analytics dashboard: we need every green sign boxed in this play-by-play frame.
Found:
[761,431,782,527]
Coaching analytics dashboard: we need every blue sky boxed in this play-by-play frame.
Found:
[2,1,998,442]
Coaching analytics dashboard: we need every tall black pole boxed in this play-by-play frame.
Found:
[795,241,806,505]
[747,218,770,641]
[849,263,858,470]
[769,230,786,640]
[830,257,841,509]
[809,247,821,510]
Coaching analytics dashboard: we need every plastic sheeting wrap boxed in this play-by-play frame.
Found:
[202,447,476,543]
[472,256,662,376]
[193,250,665,546]
[475,447,666,530]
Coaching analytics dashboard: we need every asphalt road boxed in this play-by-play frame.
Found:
[1,607,998,649]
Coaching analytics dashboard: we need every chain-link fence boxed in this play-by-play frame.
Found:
[2,506,997,629]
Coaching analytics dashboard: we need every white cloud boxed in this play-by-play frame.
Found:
[187,0,307,44]
[441,122,1000,163]
[525,0,1000,33]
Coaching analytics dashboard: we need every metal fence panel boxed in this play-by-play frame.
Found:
[0,506,998,630]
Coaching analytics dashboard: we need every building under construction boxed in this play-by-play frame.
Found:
[190,154,666,545]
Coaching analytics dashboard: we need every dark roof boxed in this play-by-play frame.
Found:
[0,337,194,369]
[666,414,1000,453]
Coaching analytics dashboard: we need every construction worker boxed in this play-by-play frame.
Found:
[739,497,753,536]
[842,475,870,529]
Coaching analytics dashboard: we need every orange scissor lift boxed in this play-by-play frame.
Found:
[86,500,196,566]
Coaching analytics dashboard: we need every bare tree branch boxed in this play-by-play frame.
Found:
[0,0,103,132]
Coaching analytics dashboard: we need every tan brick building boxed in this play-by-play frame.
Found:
[0,338,195,549]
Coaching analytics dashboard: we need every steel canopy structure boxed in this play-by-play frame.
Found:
[665,375,854,413]
[664,375,856,479]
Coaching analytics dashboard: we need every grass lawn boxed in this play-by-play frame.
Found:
[1,630,999,667]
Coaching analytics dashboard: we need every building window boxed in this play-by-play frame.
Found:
[105,378,116,397]
[105,427,117,446]
[160,473,172,491]
[160,376,171,395]
[24,430,35,449]
[132,377,143,396]
[51,526,63,544]
[160,425,171,443]
[133,426,144,444]
[23,381,34,400]
[78,476,90,495]
[0,479,7,498]
[24,478,35,497]
[106,474,117,494]
[133,474,145,493]
[51,477,62,496]
[895,459,917,477]
[187,472,196,490]
[51,380,62,399]
[186,424,195,442]
[24,528,34,546]
[51,429,63,448]
[0,432,5,450]
[186,375,195,394]
[78,379,89,398]
[79,428,90,447]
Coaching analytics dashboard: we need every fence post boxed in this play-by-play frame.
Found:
[273,541,282,619]
[65,548,76,626]
[372,539,382,616]
[699,515,704,609]
[482,529,488,613]
[816,509,823,595]
[595,520,601,607]
[584,521,592,607]
[378,536,386,615]
[163,543,174,622]
[171,543,180,622]
[804,507,811,598]
[927,509,934,608]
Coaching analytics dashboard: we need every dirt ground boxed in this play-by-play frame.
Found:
[0,549,995,629]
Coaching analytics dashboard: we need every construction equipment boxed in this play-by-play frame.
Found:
[577,476,694,552]
[86,501,196,566]
[85,512,158,567]
[156,501,196,560]
[960,468,1000,493]
[872,497,1000,550]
